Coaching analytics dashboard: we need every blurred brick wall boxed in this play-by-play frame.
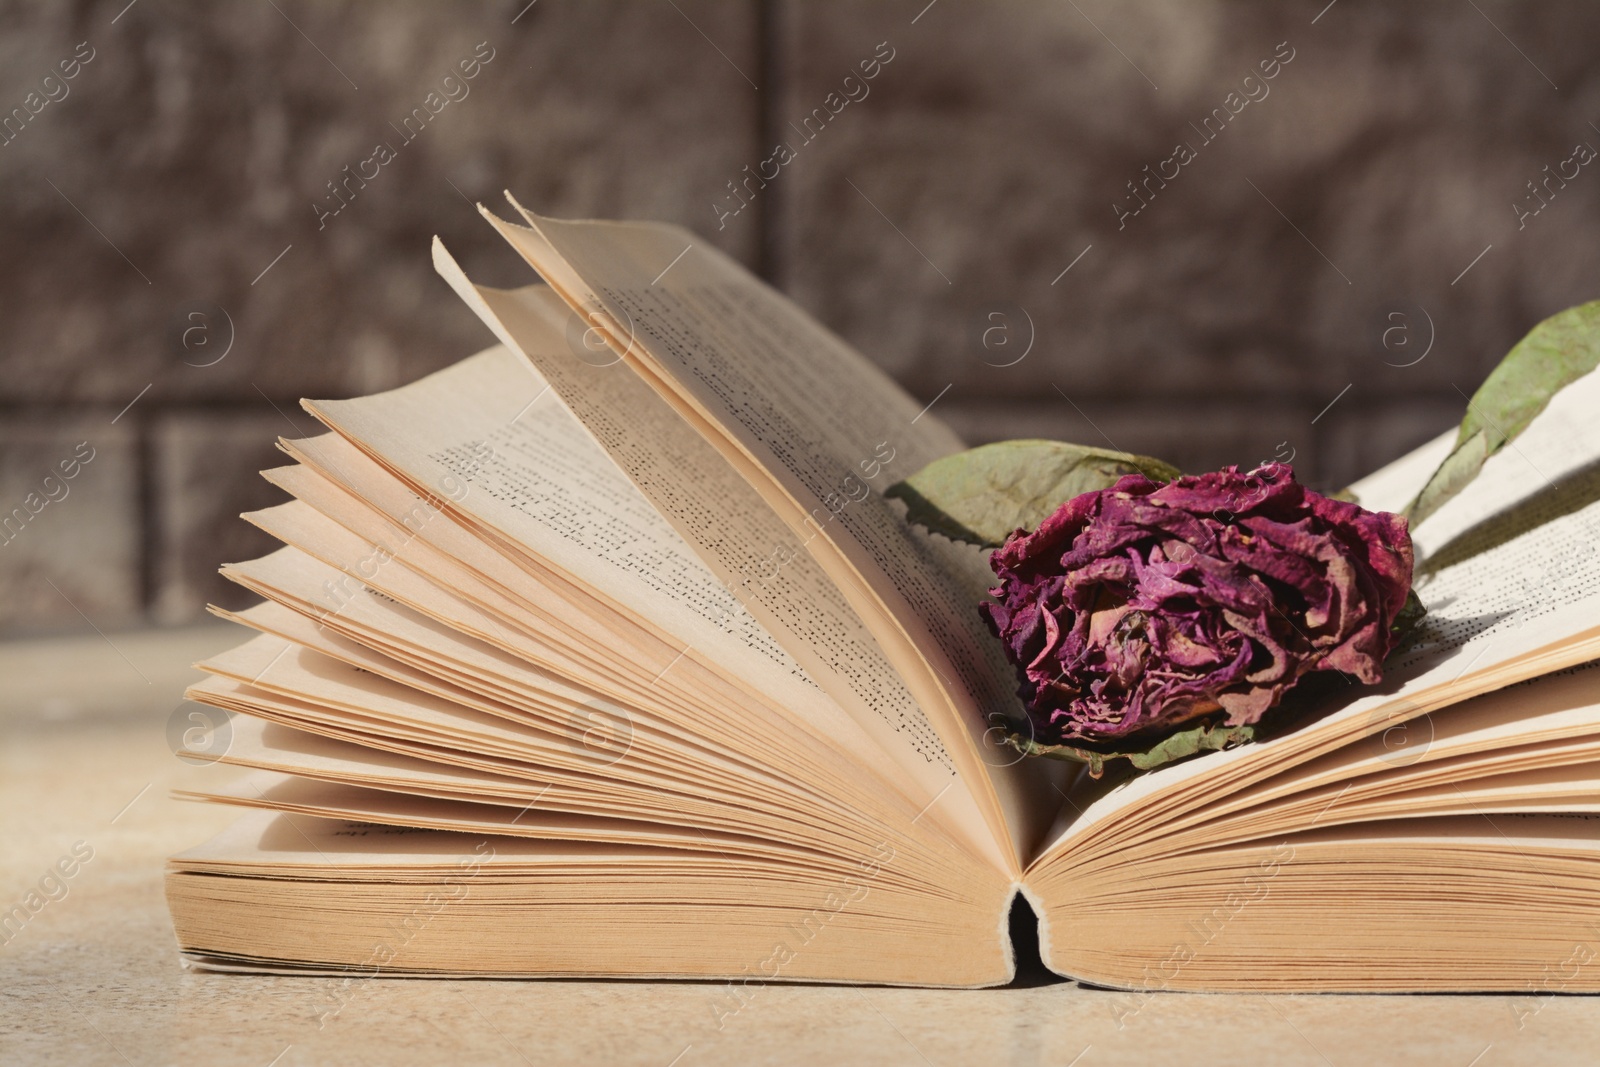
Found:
[2,0,1598,635]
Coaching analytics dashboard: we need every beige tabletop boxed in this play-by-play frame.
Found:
[4,625,1599,1067]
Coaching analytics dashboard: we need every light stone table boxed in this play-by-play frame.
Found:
[4,625,1599,1066]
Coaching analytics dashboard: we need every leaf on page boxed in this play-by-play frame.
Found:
[1005,718,1257,778]
[1388,589,1429,656]
[885,440,1182,548]
[1404,300,1600,527]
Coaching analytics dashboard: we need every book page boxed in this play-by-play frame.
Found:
[1197,663,1600,821]
[432,250,1006,869]
[478,205,1063,873]
[220,534,939,851]
[171,808,667,868]
[182,769,843,860]
[1392,365,1600,673]
[301,350,999,867]
[167,811,1016,987]
[1408,365,1600,556]
[303,350,836,737]
[1031,811,1600,993]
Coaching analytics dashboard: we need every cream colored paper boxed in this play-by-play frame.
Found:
[478,205,1063,873]
[429,253,1007,865]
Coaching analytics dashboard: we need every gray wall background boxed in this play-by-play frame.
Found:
[3,0,1597,636]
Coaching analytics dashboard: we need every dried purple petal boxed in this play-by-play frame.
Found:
[981,464,1414,746]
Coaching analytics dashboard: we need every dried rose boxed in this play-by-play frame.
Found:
[980,463,1413,747]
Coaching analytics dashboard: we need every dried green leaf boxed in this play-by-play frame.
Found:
[1005,719,1257,778]
[1405,300,1600,527]
[885,440,1182,548]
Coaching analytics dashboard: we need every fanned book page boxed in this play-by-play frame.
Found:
[294,349,1003,863]
[424,262,1007,867]
[473,205,1062,869]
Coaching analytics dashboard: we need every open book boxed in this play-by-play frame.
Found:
[167,201,1600,993]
